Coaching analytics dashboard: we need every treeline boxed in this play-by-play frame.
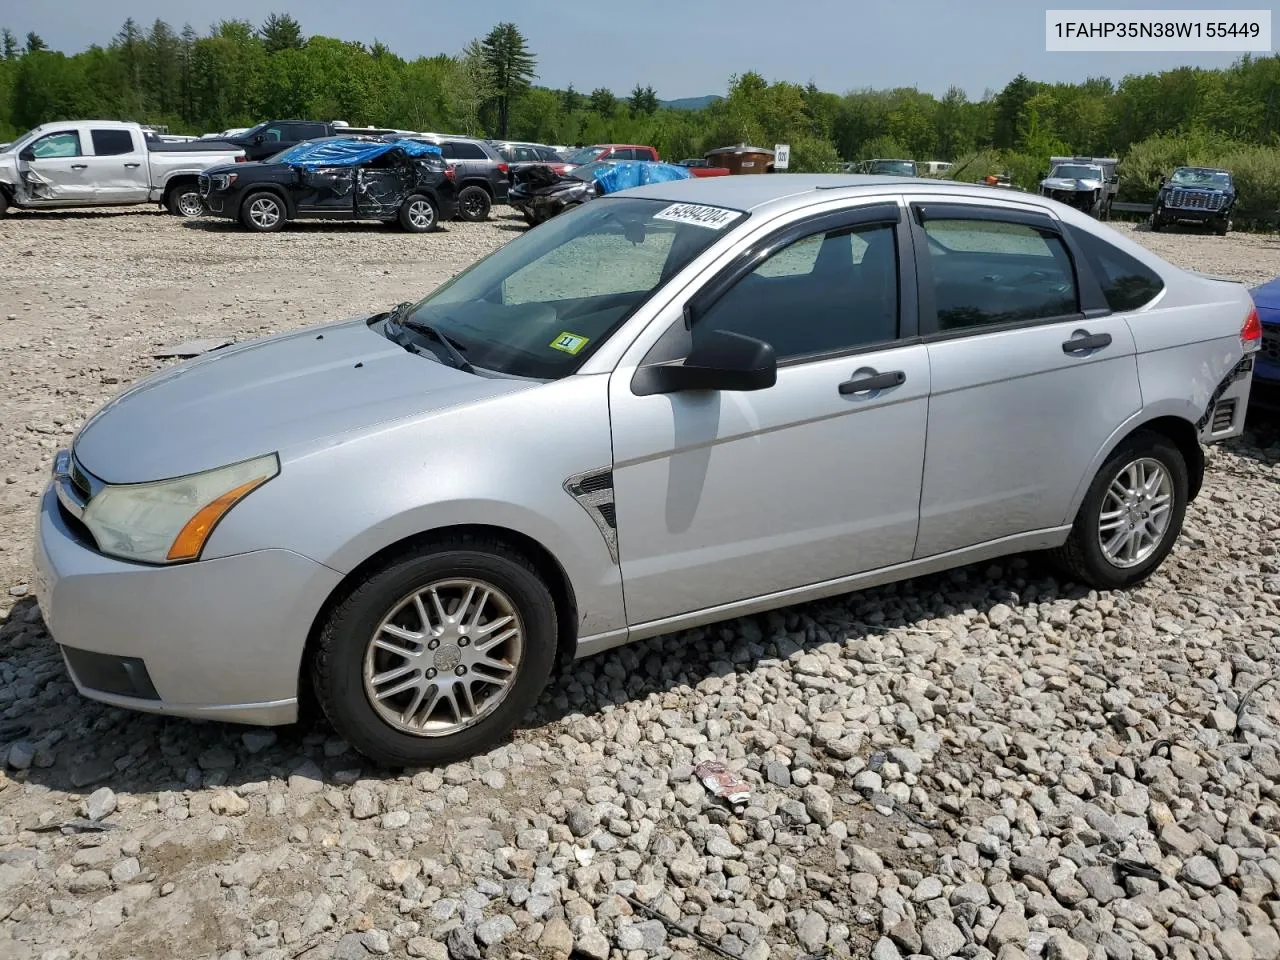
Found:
[3,18,1280,222]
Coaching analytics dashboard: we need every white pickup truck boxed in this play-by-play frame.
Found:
[0,120,245,218]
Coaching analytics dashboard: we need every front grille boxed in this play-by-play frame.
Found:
[198,174,211,197]
[1261,325,1280,365]
[1211,399,1237,434]
[1166,189,1223,211]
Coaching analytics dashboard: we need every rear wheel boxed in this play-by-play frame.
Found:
[166,183,204,218]
[240,192,286,232]
[398,195,438,233]
[457,185,492,222]
[1052,431,1188,590]
[312,538,558,767]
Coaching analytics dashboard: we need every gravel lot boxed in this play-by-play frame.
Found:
[0,207,1278,960]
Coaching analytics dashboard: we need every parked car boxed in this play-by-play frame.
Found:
[33,177,1259,766]
[867,159,918,176]
[507,159,696,225]
[1249,275,1280,409]
[678,158,710,167]
[1151,166,1236,235]
[222,120,398,162]
[490,141,568,177]
[402,135,509,221]
[0,121,245,218]
[561,144,660,171]
[1039,156,1118,219]
[198,136,457,233]
[922,161,953,176]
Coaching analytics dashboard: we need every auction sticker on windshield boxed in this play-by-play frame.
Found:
[550,332,590,355]
[653,203,743,230]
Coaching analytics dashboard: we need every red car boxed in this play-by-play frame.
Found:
[561,144,660,169]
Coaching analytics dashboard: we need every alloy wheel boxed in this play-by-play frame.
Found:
[1097,457,1174,568]
[408,199,434,230]
[249,197,281,229]
[362,578,524,737]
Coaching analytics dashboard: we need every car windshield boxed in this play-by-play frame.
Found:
[870,160,916,176]
[1052,165,1101,179]
[387,197,742,379]
[564,146,606,165]
[568,160,615,182]
[1170,168,1231,187]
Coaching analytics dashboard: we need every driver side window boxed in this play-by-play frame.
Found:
[32,131,82,159]
[692,222,900,362]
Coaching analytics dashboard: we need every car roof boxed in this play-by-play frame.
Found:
[616,174,1072,215]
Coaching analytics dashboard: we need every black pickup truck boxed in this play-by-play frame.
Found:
[226,120,398,162]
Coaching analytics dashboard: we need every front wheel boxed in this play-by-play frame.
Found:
[166,184,204,218]
[456,185,492,222]
[1052,431,1188,590]
[312,538,558,767]
[1214,216,1231,236]
[240,192,286,232]
[398,195,438,233]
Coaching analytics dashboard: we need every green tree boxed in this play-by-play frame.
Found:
[560,84,583,113]
[993,72,1036,149]
[260,13,304,54]
[628,84,658,116]
[588,87,616,117]
[478,22,535,138]
[24,32,46,54]
[2,29,17,60]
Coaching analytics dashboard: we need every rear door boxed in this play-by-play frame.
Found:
[293,166,356,217]
[906,197,1141,558]
[18,128,96,202]
[89,127,149,203]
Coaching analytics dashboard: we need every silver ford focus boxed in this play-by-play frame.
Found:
[33,176,1260,766]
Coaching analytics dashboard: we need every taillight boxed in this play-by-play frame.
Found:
[444,167,455,181]
[496,162,508,175]
[235,154,247,163]
[1242,305,1262,350]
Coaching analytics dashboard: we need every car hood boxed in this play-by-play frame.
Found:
[1041,177,1102,191]
[73,317,533,484]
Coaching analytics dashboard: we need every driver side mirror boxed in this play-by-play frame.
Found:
[253,134,265,145]
[19,147,34,162]
[635,330,777,395]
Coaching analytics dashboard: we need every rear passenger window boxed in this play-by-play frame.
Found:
[1069,228,1165,312]
[91,129,135,156]
[921,218,1079,332]
[694,222,900,361]
[448,142,488,160]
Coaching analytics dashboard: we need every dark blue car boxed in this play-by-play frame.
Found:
[1251,275,1280,408]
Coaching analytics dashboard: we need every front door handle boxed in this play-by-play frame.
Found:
[124,162,141,169]
[839,369,906,395]
[1062,331,1112,354]
[70,163,88,170]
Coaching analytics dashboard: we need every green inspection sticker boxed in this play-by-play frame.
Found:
[549,331,589,355]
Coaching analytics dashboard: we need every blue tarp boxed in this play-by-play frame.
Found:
[272,138,443,169]
[592,160,693,195]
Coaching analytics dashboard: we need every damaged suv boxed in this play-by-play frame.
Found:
[199,137,458,233]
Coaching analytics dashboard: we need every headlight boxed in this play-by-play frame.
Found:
[82,453,279,564]
[212,173,237,190]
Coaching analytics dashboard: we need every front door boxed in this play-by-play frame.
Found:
[906,198,1142,558]
[19,130,96,203]
[609,201,931,626]
[294,166,356,217]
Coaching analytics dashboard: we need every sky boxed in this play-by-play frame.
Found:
[3,0,1266,100]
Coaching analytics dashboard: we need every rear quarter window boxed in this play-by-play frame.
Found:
[447,141,489,160]
[1068,227,1165,312]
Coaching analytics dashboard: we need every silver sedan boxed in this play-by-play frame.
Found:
[33,176,1260,766]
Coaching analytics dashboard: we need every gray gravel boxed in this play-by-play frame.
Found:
[1,210,1279,960]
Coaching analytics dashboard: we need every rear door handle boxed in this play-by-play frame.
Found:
[124,162,141,168]
[70,163,88,170]
[839,369,906,395]
[1062,331,1112,354]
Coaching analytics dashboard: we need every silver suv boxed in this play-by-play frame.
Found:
[406,134,509,221]
[34,177,1260,766]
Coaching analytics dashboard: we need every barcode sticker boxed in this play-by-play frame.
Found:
[653,202,742,230]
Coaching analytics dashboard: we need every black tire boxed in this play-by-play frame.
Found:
[457,185,492,222]
[398,194,439,233]
[1215,216,1231,236]
[1052,430,1188,590]
[521,209,539,227]
[0,191,9,218]
[312,536,558,767]
[165,182,204,218]
[239,191,286,233]
[1149,214,1163,232]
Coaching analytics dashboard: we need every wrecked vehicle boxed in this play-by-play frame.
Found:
[1039,156,1118,219]
[198,137,458,233]
[1151,166,1236,235]
[508,160,692,226]
[0,120,245,218]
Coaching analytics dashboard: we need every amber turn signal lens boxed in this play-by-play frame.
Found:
[165,475,271,561]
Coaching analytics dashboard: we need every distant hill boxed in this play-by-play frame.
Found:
[660,95,721,112]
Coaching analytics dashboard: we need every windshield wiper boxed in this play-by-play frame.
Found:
[386,302,474,374]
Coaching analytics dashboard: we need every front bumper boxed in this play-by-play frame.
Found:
[1157,205,1228,224]
[33,484,343,725]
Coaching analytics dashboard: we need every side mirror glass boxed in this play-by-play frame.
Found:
[19,147,34,162]
[635,330,777,395]
[253,134,265,145]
